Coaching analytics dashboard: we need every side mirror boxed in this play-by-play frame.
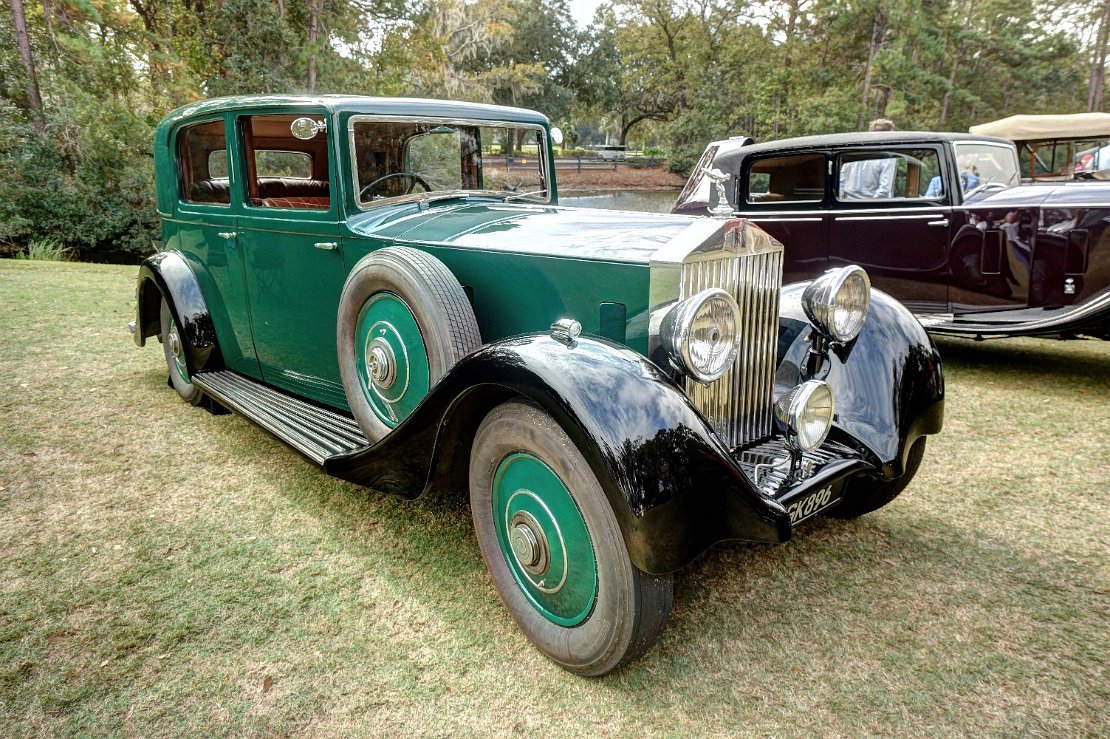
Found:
[290,117,327,140]
[550,127,564,146]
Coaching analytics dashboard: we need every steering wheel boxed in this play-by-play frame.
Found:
[359,172,431,200]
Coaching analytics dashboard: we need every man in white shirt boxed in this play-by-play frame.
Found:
[840,118,897,199]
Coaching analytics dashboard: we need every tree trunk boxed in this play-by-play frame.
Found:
[858,4,886,128]
[7,0,45,134]
[40,0,60,55]
[939,0,979,126]
[307,0,322,92]
[1088,0,1110,111]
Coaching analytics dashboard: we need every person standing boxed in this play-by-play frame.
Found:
[840,118,897,199]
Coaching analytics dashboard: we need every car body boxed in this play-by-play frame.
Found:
[588,144,627,161]
[134,95,944,675]
[674,131,1110,339]
[969,112,1110,181]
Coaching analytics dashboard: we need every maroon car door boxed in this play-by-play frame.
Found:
[735,150,830,285]
[827,147,951,313]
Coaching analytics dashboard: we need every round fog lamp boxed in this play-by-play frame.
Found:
[660,288,740,383]
[775,380,835,452]
[802,265,871,342]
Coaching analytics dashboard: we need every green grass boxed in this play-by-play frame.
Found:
[1,259,1107,736]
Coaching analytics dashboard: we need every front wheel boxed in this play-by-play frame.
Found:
[469,400,673,676]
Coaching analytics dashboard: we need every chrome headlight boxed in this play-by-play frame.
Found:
[660,288,740,383]
[775,380,834,452]
[802,265,871,342]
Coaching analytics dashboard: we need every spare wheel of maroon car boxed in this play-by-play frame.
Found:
[338,246,481,442]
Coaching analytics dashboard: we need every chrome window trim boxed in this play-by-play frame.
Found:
[346,114,551,211]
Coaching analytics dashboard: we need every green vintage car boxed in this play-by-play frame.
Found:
[134,95,944,675]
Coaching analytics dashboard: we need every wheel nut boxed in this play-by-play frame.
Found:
[510,524,539,567]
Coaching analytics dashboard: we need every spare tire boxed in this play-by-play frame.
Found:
[337,246,481,442]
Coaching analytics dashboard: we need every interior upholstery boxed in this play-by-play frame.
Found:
[188,177,330,209]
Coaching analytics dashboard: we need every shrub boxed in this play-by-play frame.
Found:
[16,237,71,261]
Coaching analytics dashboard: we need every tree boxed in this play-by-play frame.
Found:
[6,0,44,133]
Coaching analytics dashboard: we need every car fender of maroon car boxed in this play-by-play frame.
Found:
[674,131,1110,340]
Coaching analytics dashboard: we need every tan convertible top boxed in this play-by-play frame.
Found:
[969,113,1110,140]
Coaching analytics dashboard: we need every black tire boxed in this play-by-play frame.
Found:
[159,297,203,405]
[338,246,481,442]
[826,437,927,519]
[469,400,673,676]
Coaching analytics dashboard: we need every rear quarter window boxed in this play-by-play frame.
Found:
[178,119,230,205]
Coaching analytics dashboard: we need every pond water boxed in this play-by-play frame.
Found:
[559,190,681,213]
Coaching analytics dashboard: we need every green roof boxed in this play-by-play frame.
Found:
[157,94,551,130]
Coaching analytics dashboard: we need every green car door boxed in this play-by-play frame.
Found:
[231,109,349,409]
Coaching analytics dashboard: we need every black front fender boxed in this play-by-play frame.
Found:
[325,334,792,575]
[777,284,945,479]
[135,251,217,375]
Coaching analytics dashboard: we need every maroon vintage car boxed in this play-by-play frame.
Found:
[674,131,1110,339]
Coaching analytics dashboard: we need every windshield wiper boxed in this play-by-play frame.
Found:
[499,189,549,202]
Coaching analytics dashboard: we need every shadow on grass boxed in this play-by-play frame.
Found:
[934,335,1109,385]
[122,363,1106,732]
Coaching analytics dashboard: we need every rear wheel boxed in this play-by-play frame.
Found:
[160,297,203,405]
[469,400,673,676]
[827,437,926,519]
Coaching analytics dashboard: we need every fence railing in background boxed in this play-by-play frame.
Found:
[500,156,666,171]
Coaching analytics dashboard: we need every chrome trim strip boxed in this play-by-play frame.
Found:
[834,213,946,221]
[737,209,825,217]
[747,217,823,223]
[346,114,551,212]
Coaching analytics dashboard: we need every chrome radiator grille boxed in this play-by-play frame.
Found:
[681,227,783,448]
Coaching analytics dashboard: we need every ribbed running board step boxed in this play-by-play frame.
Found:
[192,370,369,465]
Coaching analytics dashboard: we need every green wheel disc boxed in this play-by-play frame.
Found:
[491,452,597,626]
[354,292,431,428]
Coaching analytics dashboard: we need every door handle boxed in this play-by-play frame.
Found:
[314,242,339,250]
[218,231,237,239]
[927,219,949,227]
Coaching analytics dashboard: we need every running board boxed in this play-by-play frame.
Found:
[192,370,369,465]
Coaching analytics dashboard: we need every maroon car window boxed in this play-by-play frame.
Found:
[745,153,825,204]
[836,149,942,201]
[177,119,230,205]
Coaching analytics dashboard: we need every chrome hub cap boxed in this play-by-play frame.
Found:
[167,328,182,360]
[509,511,549,576]
[365,337,397,389]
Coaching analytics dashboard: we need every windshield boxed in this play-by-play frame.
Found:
[350,119,549,206]
[953,142,1020,189]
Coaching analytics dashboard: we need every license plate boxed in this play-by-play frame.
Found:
[785,484,842,525]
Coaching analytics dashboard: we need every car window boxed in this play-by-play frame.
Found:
[254,150,312,179]
[744,153,825,204]
[953,142,1020,189]
[178,119,230,205]
[241,114,330,211]
[837,149,942,201]
[350,120,549,205]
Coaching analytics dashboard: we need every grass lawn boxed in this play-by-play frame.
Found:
[1,260,1107,736]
